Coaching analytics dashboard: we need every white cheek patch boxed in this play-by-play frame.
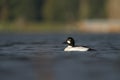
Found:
[67,40,71,44]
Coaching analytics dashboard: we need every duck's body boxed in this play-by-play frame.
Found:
[63,37,94,52]
[64,45,90,51]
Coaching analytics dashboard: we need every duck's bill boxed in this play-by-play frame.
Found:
[62,41,67,44]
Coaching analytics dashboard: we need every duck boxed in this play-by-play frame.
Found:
[63,37,94,51]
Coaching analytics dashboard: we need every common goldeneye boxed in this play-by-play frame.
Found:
[63,37,94,51]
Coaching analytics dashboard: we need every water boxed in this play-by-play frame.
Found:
[0,33,120,80]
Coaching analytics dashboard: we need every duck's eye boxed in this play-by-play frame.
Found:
[67,40,71,44]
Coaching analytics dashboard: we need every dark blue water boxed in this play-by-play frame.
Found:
[0,33,120,80]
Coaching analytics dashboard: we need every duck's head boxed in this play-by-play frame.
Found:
[63,37,75,47]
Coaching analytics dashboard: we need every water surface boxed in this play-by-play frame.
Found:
[0,33,120,80]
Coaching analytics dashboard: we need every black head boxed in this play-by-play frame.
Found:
[63,37,75,46]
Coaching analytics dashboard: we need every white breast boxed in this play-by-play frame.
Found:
[64,46,89,52]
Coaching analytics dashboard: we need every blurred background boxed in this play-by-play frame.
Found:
[0,0,120,33]
[1,1,120,80]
